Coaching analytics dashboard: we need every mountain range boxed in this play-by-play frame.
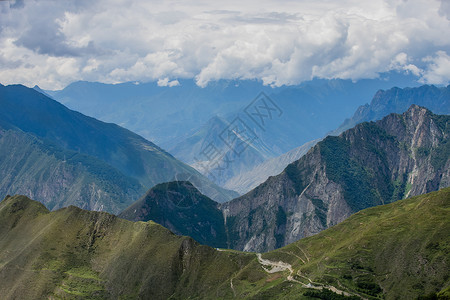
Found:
[0,84,237,212]
[224,84,450,195]
[46,74,419,148]
[0,187,448,299]
[122,105,449,252]
[0,78,449,299]
[223,104,449,251]
[46,75,421,188]
[334,84,450,135]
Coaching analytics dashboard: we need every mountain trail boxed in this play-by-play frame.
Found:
[295,245,310,262]
[255,253,365,299]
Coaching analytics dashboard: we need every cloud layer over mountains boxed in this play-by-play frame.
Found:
[1,0,449,89]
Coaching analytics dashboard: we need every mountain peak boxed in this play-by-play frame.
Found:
[119,180,228,248]
[0,194,49,217]
[222,106,449,252]
[405,103,430,114]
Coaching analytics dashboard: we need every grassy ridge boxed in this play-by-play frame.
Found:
[0,188,449,299]
[264,187,450,299]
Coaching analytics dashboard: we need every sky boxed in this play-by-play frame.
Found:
[0,0,450,89]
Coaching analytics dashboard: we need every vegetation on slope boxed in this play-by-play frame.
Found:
[0,84,238,204]
[223,105,449,252]
[264,187,450,299]
[119,181,228,248]
[0,129,144,213]
[0,188,448,299]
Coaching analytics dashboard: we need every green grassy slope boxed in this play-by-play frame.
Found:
[0,188,448,299]
[0,195,256,299]
[263,187,450,299]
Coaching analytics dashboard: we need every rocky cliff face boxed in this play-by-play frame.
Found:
[222,105,449,252]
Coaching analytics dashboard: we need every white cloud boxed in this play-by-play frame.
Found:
[420,51,450,85]
[157,77,180,87]
[0,0,449,89]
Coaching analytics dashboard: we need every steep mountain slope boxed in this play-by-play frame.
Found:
[223,139,320,194]
[0,188,448,299]
[0,128,144,213]
[169,115,275,186]
[119,181,227,248]
[334,84,450,135]
[0,84,237,203]
[225,84,450,195]
[222,105,450,252]
[264,187,450,300]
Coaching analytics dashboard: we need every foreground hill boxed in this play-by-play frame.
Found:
[0,188,448,299]
[222,105,450,251]
[0,84,237,206]
[264,187,450,300]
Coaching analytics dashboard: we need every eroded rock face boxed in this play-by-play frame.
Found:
[222,105,449,252]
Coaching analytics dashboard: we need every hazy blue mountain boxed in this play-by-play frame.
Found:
[32,85,52,98]
[334,84,450,134]
[0,128,145,213]
[48,73,419,151]
[152,74,419,185]
[48,79,278,146]
[0,84,237,203]
[168,115,274,185]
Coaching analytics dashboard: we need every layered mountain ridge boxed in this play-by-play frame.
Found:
[122,105,449,252]
[49,76,421,189]
[334,84,450,134]
[0,84,237,213]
